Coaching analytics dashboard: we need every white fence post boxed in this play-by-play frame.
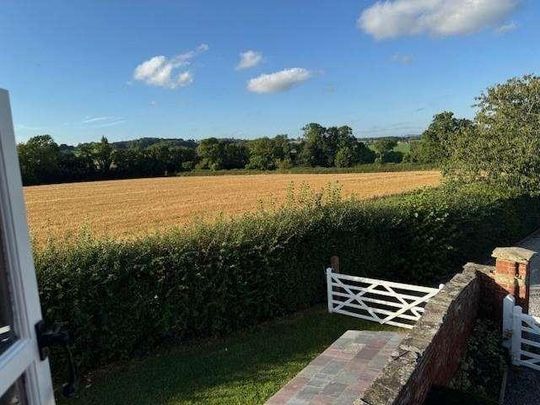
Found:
[326,268,333,313]
[511,305,522,366]
[503,295,515,349]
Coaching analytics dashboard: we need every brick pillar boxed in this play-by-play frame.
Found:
[491,247,536,312]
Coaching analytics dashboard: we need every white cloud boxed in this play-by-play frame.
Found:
[358,0,519,39]
[496,21,517,33]
[133,44,208,89]
[82,116,125,128]
[392,53,413,64]
[82,116,116,124]
[247,68,312,94]
[177,71,193,87]
[197,43,210,52]
[236,50,263,70]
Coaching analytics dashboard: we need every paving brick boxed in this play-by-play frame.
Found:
[265,330,402,404]
[320,381,347,397]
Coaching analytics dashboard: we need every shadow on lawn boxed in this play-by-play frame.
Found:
[64,308,395,405]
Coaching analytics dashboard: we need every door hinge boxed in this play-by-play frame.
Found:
[35,320,78,398]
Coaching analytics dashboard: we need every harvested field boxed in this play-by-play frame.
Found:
[24,171,441,243]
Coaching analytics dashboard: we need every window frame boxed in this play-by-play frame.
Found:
[0,88,54,404]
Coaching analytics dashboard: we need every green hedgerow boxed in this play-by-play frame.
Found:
[35,184,540,373]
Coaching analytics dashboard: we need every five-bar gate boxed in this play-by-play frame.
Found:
[326,268,443,329]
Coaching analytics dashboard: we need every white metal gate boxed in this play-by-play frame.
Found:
[503,294,540,371]
[326,268,443,329]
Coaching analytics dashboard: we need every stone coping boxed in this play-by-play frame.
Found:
[492,247,537,264]
[359,266,480,404]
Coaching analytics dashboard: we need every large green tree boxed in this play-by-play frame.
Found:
[196,138,248,170]
[93,136,114,175]
[299,124,373,167]
[299,123,327,167]
[412,112,472,164]
[371,138,401,163]
[246,135,293,170]
[445,75,540,195]
[17,135,60,185]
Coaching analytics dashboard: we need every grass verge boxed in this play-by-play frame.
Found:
[63,308,393,405]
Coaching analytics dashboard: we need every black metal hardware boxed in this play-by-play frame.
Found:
[35,320,78,398]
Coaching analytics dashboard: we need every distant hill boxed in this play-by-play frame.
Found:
[63,135,419,151]
[360,135,420,143]
[112,137,198,149]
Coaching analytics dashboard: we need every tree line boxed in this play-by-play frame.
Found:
[18,100,490,185]
[18,74,540,194]
[18,123,424,186]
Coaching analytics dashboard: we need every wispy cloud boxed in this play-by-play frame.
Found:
[358,0,519,39]
[391,53,413,64]
[496,21,518,34]
[236,50,263,70]
[133,43,209,89]
[82,116,125,128]
[247,68,312,94]
[82,116,117,124]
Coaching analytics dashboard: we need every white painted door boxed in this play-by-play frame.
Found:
[0,89,55,404]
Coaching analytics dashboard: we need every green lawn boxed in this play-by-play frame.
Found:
[393,142,411,154]
[64,308,393,405]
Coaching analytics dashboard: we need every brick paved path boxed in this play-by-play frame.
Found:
[266,330,402,404]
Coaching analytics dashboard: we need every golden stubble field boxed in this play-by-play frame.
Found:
[24,171,441,243]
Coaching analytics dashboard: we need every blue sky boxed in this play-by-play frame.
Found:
[1,0,539,144]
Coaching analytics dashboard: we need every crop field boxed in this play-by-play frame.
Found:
[24,171,440,244]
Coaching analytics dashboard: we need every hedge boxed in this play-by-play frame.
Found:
[35,184,540,371]
[178,163,437,177]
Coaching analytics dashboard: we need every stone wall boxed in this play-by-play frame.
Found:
[360,266,481,405]
[359,246,537,405]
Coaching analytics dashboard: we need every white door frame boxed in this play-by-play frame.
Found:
[0,89,54,403]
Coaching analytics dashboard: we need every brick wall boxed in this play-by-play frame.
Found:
[479,247,534,316]
[361,267,480,404]
[360,246,536,405]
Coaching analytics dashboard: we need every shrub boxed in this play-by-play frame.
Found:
[450,319,506,402]
[35,184,540,372]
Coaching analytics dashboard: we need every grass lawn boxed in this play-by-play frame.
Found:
[393,142,411,154]
[64,308,394,405]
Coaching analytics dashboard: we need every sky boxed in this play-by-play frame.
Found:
[1,0,539,144]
